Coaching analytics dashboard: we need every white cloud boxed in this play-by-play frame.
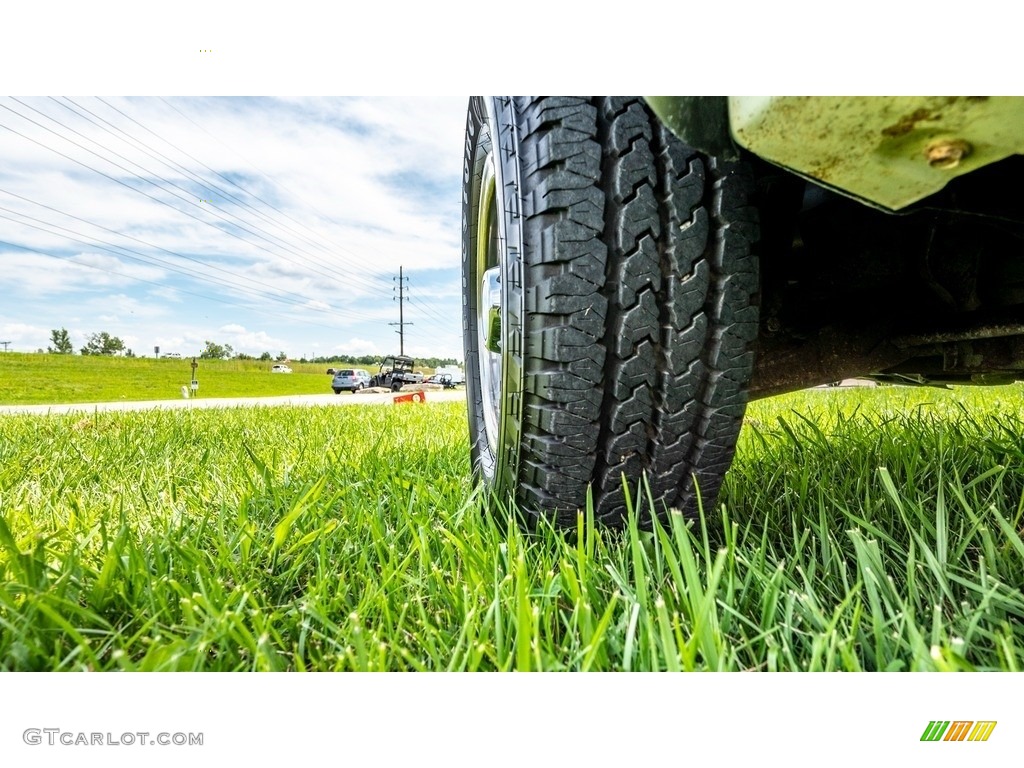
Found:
[1,248,166,295]
[334,337,379,356]
[148,286,182,302]
[0,321,50,347]
[85,293,170,321]
[221,328,287,354]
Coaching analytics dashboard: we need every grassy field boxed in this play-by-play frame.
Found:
[0,352,398,405]
[1,385,1023,670]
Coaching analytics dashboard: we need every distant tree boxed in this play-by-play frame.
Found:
[259,351,273,361]
[80,331,126,356]
[48,328,73,354]
[276,351,288,361]
[200,340,234,359]
[234,352,254,360]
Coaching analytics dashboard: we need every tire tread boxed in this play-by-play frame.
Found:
[482,96,758,527]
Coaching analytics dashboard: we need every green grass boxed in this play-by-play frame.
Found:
[0,352,365,405]
[1,385,1023,670]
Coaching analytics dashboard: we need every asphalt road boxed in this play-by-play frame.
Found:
[0,389,467,416]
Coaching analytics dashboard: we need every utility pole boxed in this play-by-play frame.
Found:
[390,266,413,355]
[0,341,10,352]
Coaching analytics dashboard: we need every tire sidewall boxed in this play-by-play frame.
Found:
[462,97,525,498]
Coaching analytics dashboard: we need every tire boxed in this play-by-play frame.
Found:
[391,382,402,392]
[333,388,341,394]
[462,97,759,529]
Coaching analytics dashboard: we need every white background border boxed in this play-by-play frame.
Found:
[1,2,1018,765]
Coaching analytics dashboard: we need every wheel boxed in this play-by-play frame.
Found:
[333,388,341,394]
[391,382,402,392]
[462,97,759,528]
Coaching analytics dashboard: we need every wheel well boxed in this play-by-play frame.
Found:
[748,154,1024,396]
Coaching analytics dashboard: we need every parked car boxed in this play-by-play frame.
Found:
[270,364,292,374]
[332,368,370,393]
[462,96,1024,531]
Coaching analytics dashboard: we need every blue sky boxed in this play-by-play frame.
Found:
[0,96,467,360]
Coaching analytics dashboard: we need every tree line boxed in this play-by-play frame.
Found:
[45,329,461,368]
[48,328,134,357]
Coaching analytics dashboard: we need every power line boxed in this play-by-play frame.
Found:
[1,99,387,297]
[55,97,391,295]
[47,97,456,329]
[130,97,396,289]
[0,191,378,319]
[0,238,366,335]
[406,293,459,331]
[153,97,396,286]
[0,205,387,325]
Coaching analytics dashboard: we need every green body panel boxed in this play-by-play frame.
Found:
[649,96,1024,210]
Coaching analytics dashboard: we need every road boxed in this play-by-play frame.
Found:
[0,389,467,416]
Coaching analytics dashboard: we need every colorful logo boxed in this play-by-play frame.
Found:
[921,721,997,742]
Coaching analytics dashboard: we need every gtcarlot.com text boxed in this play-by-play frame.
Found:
[23,729,203,747]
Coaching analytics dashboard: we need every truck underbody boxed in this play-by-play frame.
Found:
[747,154,1024,398]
